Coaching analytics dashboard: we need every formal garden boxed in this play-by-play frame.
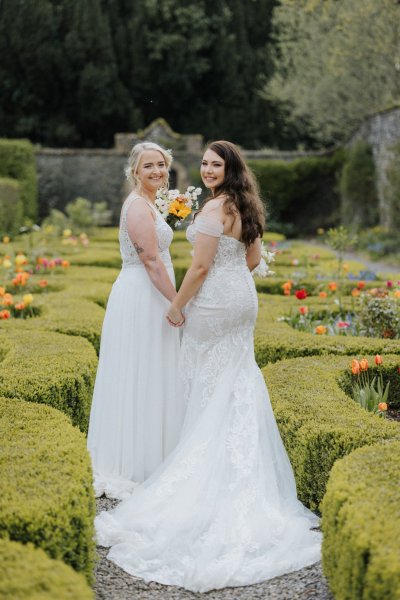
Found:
[2,0,400,598]
[0,134,399,598]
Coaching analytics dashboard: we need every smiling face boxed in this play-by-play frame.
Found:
[200,148,225,193]
[135,150,168,195]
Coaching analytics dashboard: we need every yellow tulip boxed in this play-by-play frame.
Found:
[3,259,11,268]
[23,293,33,305]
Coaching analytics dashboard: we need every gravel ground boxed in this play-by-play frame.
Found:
[94,498,334,600]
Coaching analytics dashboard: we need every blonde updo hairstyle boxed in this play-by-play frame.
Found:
[125,141,172,190]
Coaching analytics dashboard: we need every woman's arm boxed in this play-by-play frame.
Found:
[167,208,223,324]
[246,237,262,271]
[127,200,177,302]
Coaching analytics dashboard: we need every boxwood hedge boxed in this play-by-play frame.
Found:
[0,539,93,599]
[0,397,95,581]
[321,441,400,600]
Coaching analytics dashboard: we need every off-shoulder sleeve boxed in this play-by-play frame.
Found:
[195,215,224,237]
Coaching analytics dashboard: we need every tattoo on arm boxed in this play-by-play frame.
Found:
[133,242,144,255]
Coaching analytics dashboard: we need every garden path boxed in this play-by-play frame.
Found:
[306,239,400,278]
[95,498,333,600]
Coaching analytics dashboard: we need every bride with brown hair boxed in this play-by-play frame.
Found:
[96,141,321,592]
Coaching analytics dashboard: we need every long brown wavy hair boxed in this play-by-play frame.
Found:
[202,141,265,247]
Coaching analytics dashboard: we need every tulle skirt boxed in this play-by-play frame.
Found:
[87,264,184,500]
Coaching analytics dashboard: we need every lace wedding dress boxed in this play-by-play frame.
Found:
[87,195,184,500]
[95,215,321,592]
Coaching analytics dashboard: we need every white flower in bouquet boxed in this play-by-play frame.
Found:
[252,241,276,278]
[155,186,202,228]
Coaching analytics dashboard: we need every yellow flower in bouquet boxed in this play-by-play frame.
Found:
[169,198,192,220]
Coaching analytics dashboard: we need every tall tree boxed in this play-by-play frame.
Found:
[267,0,400,144]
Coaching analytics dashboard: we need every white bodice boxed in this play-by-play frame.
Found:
[119,196,173,268]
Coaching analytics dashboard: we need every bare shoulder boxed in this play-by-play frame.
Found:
[201,197,226,218]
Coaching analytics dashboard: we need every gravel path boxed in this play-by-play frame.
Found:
[95,498,334,600]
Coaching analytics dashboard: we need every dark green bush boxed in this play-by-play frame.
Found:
[0,397,95,581]
[0,139,38,222]
[322,441,400,600]
[339,142,378,230]
[0,539,93,599]
[0,177,23,236]
[248,150,345,235]
[385,141,400,231]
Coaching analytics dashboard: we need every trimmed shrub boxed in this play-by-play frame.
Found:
[0,539,93,599]
[0,177,23,236]
[0,397,95,580]
[321,441,400,600]
[262,354,399,511]
[0,328,97,432]
[0,139,38,221]
[248,151,345,235]
[339,142,378,230]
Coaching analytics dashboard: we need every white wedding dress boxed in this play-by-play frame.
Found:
[87,195,184,500]
[95,216,321,592]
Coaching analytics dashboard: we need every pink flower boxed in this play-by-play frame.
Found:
[387,280,393,288]
[337,321,350,328]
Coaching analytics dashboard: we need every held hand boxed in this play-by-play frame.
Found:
[166,304,185,327]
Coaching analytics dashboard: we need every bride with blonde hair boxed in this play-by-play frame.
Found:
[87,141,185,500]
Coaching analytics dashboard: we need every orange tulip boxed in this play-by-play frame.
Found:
[315,325,327,335]
[357,281,365,289]
[0,286,5,296]
[299,306,308,315]
[0,309,11,319]
[359,359,369,371]
[15,302,26,310]
[394,291,400,298]
[328,282,337,291]
[2,293,13,306]
[351,359,360,375]
[374,355,383,366]
[39,279,48,288]
[351,289,361,297]
[319,291,327,299]
[378,402,387,412]
[61,260,70,268]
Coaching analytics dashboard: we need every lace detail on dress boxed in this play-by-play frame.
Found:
[119,196,173,268]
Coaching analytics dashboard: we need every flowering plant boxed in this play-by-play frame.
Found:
[252,242,275,278]
[350,355,389,417]
[156,186,202,228]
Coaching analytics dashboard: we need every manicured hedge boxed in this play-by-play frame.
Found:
[321,441,400,600]
[0,139,38,221]
[0,396,95,581]
[0,328,97,432]
[0,177,23,236]
[248,151,345,235]
[262,355,400,511]
[0,539,93,599]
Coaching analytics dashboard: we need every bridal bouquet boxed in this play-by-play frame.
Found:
[156,186,202,228]
[252,242,276,278]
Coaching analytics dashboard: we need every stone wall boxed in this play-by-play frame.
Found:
[348,106,400,227]
[35,118,331,225]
